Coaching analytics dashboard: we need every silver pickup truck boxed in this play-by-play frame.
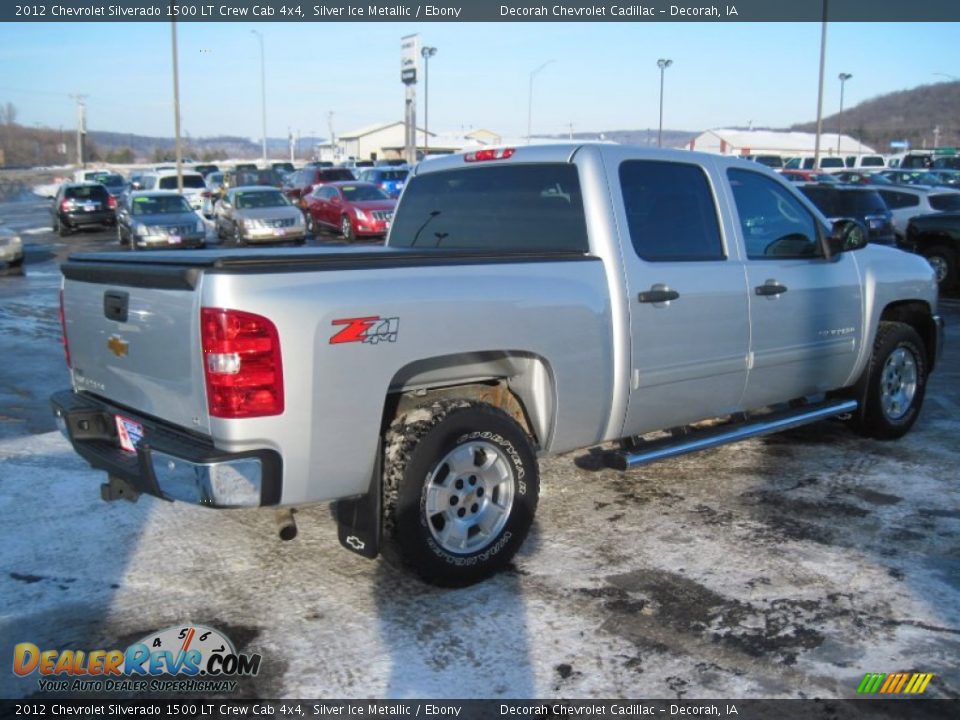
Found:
[51,144,944,586]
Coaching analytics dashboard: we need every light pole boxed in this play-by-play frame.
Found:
[251,30,267,166]
[421,46,437,155]
[657,58,672,148]
[170,23,183,191]
[813,0,828,168]
[527,60,554,144]
[837,72,852,154]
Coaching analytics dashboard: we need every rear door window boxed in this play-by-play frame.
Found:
[618,160,724,261]
[929,194,960,211]
[389,163,588,251]
[878,190,920,209]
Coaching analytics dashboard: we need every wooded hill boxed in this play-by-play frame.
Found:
[791,80,960,151]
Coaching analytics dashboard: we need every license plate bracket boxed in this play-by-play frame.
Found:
[115,415,144,453]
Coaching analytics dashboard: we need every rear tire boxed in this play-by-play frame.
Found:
[56,215,71,237]
[233,225,245,247]
[382,401,539,586]
[305,213,317,237]
[921,245,956,291]
[849,321,928,440]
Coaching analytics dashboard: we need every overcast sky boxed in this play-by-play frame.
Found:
[1,21,957,140]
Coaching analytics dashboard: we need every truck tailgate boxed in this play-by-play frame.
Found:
[61,262,209,436]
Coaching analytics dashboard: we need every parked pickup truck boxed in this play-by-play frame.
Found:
[52,144,945,586]
[905,211,960,291]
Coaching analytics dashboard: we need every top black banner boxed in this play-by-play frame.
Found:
[4,0,960,23]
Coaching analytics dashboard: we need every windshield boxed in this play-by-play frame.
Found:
[929,194,960,211]
[319,169,356,181]
[131,195,193,215]
[234,190,290,209]
[158,175,205,190]
[97,174,125,188]
[861,156,885,167]
[341,185,389,202]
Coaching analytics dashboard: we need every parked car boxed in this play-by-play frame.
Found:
[875,169,953,188]
[832,171,893,186]
[72,169,111,183]
[234,163,258,172]
[117,191,206,250]
[875,186,960,239]
[844,154,886,169]
[356,167,409,198]
[779,169,839,184]
[783,156,846,172]
[282,167,356,201]
[303,161,334,168]
[214,186,306,246]
[744,154,784,169]
[51,182,116,236]
[0,226,24,276]
[374,158,410,167]
[94,172,128,199]
[798,184,896,246]
[193,164,220,177]
[302,181,395,241]
[224,168,282,192]
[923,169,960,189]
[52,143,944,587]
[905,212,960,290]
[271,162,295,177]
[932,156,960,171]
[138,170,207,211]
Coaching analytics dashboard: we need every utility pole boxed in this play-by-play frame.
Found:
[568,123,574,140]
[421,46,437,155]
[933,125,941,150]
[170,22,183,192]
[813,0,828,169]
[69,94,88,167]
[657,58,673,148]
[327,111,336,162]
[527,60,555,144]
[837,72,852,154]
[251,30,267,166]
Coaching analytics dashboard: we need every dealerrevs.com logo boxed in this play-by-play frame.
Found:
[13,625,261,693]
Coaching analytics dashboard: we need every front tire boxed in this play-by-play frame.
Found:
[233,224,245,247]
[921,245,956,291]
[340,214,354,243]
[382,401,539,586]
[850,321,928,440]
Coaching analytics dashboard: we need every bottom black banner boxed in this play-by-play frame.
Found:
[1,699,957,720]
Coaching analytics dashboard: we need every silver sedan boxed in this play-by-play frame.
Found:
[214,186,307,246]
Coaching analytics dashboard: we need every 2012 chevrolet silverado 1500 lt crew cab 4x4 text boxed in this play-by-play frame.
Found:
[51,145,945,586]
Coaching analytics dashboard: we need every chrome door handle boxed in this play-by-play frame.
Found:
[638,288,680,303]
[755,282,787,296]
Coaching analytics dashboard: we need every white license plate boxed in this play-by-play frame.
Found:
[273,228,285,237]
[83,203,97,212]
[168,236,182,244]
[115,415,144,453]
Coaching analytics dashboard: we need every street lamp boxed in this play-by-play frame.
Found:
[837,72,852,154]
[527,60,554,144]
[421,46,437,155]
[657,58,672,148]
[251,30,267,166]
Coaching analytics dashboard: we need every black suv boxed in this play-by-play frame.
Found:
[798,184,895,246]
[51,182,116,236]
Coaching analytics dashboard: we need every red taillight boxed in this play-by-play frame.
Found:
[201,308,283,418]
[60,199,73,212]
[464,148,516,163]
[59,289,71,369]
[107,195,117,209]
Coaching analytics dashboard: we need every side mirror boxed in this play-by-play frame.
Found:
[827,218,868,255]
[130,181,143,190]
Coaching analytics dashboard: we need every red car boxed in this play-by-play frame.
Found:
[282,167,356,201]
[778,169,839,184]
[302,182,396,241]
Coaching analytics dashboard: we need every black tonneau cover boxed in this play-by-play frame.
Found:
[61,246,595,290]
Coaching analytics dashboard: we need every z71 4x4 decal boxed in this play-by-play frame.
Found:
[329,316,400,345]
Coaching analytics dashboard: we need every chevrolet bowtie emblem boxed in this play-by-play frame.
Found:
[107,335,129,358]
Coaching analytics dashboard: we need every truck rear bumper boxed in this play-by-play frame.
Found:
[50,389,281,508]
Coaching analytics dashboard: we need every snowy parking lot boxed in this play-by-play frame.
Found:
[1,193,958,702]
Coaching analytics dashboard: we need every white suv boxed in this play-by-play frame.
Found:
[875,185,960,240]
[139,170,206,211]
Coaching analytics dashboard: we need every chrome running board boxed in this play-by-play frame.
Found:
[603,399,858,471]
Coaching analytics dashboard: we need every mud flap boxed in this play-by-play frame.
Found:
[333,443,381,560]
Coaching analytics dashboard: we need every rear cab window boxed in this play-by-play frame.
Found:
[389,163,588,251]
[618,160,724,261]
[930,194,960,212]
[66,185,109,201]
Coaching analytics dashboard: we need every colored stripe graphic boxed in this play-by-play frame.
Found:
[858,672,933,694]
